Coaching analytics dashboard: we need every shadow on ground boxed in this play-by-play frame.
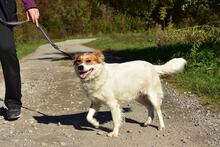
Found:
[34,111,112,132]
[0,106,6,117]
[103,43,191,64]
[33,107,152,133]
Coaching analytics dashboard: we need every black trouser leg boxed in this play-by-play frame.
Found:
[0,9,22,108]
[0,51,22,108]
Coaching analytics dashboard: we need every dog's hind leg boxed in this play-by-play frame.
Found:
[144,102,154,127]
[107,101,122,137]
[136,95,154,126]
[86,101,101,128]
[147,91,165,131]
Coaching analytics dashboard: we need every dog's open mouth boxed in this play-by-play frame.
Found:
[79,68,94,79]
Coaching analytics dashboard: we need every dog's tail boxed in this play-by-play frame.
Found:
[154,58,187,76]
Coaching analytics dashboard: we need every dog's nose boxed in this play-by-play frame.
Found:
[78,65,84,71]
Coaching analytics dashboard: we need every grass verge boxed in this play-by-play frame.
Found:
[16,40,47,59]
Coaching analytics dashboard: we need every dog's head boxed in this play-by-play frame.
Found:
[73,51,105,80]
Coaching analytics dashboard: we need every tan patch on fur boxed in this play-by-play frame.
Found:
[74,51,105,65]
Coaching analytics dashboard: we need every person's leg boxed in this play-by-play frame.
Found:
[0,8,22,120]
[1,51,22,108]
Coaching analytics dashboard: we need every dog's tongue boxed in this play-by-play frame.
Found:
[80,72,88,79]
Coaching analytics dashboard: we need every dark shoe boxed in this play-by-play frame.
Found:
[5,107,21,121]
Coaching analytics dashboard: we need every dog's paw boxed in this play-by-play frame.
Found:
[158,126,165,131]
[107,131,118,137]
[88,119,99,128]
[143,119,152,127]
[93,121,100,128]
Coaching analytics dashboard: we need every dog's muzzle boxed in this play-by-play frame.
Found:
[77,65,94,79]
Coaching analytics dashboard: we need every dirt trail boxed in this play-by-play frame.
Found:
[0,39,220,147]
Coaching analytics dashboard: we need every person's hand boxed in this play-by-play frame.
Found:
[26,8,40,27]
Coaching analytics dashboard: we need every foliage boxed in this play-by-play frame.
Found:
[14,0,220,43]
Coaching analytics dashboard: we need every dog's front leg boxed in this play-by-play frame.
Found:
[107,101,122,137]
[86,101,101,128]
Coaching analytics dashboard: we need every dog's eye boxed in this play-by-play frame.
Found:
[76,60,81,63]
[86,60,91,63]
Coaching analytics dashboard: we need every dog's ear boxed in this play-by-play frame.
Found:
[94,51,105,63]
[72,53,81,65]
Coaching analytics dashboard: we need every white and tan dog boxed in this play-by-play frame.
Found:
[73,51,186,137]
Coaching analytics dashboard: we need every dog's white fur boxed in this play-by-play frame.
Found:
[74,52,186,137]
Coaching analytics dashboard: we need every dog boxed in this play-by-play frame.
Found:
[73,51,186,137]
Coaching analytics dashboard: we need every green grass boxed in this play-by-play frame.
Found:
[179,62,219,93]
[170,67,220,103]
[87,33,156,51]
[85,31,220,104]
[16,40,47,59]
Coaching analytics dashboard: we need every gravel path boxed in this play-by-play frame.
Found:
[0,39,219,147]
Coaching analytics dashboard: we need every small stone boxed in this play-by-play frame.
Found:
[41,142,47,146]
[167,116,171,119]
[181,138,187,143]
[29,119,35,124]
[197,110,201,113]
[127,130,132,133]
[194,123,199,126]
[63,108,70,111]
[57,122,61,126]
[2,121,8,124]
[156,134,160,137]
[60,142,66,146]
